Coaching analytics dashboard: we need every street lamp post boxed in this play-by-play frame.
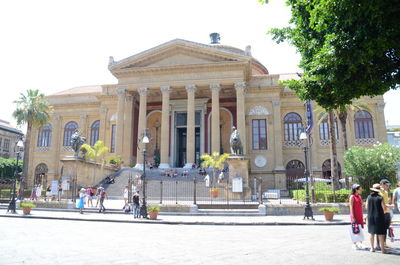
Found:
[140,130,150,218]
[7,138,24,214]
[300,132,314,220]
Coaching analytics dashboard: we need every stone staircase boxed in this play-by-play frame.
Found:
[104,167,213,198]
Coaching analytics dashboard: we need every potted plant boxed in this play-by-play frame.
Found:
[20,201,36,215]
[108,157,123,169]
[210,188,219,198]
[319,207,340,221]
[148,205,161,220]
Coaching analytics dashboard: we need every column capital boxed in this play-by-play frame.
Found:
[126,95,134,103]
[52,113,61,121]
[209,83,220,92]
[377,102,385,110]
[272,100,281,107]
[161,85,171,94]
[100,107,108,115]
[185,84,197,93]
[234,81,246,92]
[138,87,148,96]
[117,87,126,97]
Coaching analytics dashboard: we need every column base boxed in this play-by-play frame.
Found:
[183,163,194,169]
[158,163,170,169]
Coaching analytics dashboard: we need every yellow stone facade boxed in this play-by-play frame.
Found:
[27,39,387,191]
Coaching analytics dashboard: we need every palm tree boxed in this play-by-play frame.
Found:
[200,152,230,188]
[13,89,51,189]
[315,100,370,188]
[80,140,109,186]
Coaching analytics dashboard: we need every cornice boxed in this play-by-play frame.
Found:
[113,61,247,78]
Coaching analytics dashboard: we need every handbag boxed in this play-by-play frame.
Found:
[348,224,364,242]
[352,222,360,234]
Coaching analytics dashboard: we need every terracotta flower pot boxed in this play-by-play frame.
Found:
[210,189,219,198]
[324,211,334,221]
[23,207,32,215]
[148,210,158,220]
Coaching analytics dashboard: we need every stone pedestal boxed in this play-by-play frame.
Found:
[226,155,251,200]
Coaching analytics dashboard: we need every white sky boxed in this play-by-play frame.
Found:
[1,0,399,132]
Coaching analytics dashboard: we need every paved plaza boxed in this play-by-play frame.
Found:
[0,216,399,265]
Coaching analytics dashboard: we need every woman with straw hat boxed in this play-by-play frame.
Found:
[366,183,387,253]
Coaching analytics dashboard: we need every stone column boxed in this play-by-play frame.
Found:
[79,114,87,137]
[123,95,134,165]
[50,114,61,180]
[135,87,148,167]
[185,84,196,167]
[376,102,387,143]
[116,87,126,155]
[210,83,221,154]
[99,107,108,145]
[159,86,171,169]
[235,82,247,154]
[272,100,284,170]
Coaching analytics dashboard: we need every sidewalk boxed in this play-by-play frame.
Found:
[2,207,399,226]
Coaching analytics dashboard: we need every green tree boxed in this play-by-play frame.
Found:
[344,143,400,196]
[13,89,51,185]
[260,0,400,110]
[200,152,230,188]
[80,141,109,186]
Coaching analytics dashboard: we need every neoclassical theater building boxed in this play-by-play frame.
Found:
[27,37,387,192]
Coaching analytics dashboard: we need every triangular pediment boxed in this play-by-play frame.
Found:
[109,39,250,72]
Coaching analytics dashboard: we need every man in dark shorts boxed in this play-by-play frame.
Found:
[379,179,394,248]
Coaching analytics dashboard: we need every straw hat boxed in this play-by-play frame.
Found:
[370,183,381,193]
[80,188,86,192]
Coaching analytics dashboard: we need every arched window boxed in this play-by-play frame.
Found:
[319,116,339,140]
[63,121,78,146]
[34,163,48,187]
[37,124,52,147]
[284,112,302,141]
[354,111,374,139]
[322,159,342,179]
[90,120,100,146]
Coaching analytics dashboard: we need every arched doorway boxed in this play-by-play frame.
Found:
[286,160,305,190]
[322,159,342,179]
[34,163,48,188]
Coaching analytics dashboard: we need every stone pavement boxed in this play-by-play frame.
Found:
[0,217,399,265]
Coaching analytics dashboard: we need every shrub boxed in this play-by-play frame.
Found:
[319,207,340,213]
[20,201,36,208]
[148,205,161,212]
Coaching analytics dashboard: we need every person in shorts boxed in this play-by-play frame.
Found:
[95,185,104,207]
[379,179,394,249]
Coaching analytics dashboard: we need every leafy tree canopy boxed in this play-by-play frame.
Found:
[260,0,400,110]
[344,143,400,189]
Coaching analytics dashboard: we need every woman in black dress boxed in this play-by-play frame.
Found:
[366,184,387,253]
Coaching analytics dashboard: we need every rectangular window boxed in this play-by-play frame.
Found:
[110,125,116,153]
[0,137,2,151]
[252,119,267,150]
[4,139,10,152]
